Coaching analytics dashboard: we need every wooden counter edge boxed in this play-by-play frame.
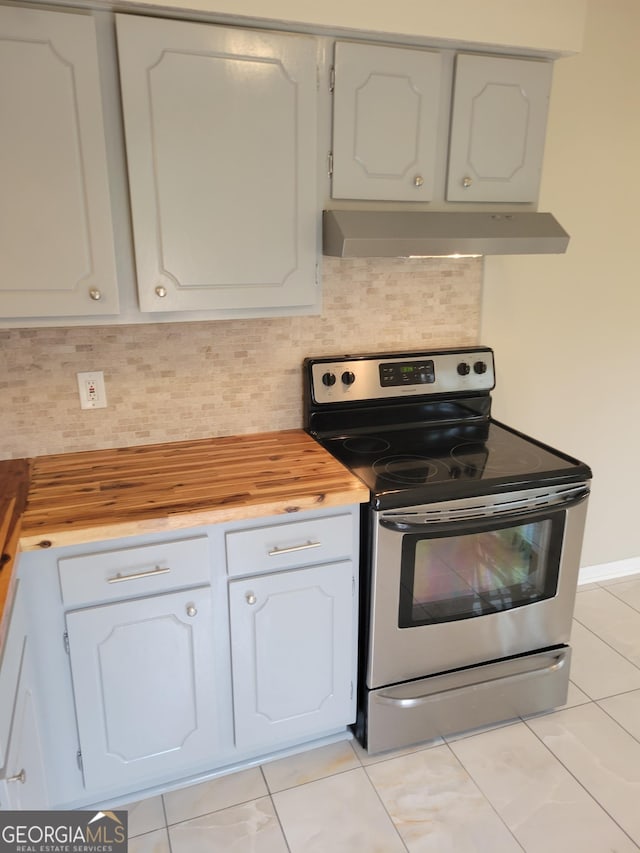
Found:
[18,484,370,551]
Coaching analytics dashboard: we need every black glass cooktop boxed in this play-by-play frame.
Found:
[315,420,591,508]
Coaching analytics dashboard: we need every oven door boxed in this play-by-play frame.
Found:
[367,482,589,689]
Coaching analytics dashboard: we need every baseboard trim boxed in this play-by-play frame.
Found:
[578,556,640,585]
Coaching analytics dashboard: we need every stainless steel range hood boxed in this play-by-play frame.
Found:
[323,210,570,257]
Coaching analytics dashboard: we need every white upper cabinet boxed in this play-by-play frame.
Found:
[446,54,553,203]
[116,14,318,314]
[331,41,443,201]
[0,6,118,318]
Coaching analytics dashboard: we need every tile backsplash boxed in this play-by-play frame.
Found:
[1,257,482,460]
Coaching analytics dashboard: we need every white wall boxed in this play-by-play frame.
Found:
[481,0,640,568]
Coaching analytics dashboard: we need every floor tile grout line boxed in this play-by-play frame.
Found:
[597,581,640,615]
[258,762,294,852]
[358,763,410,852]
[441,737,527,851]
[161,791,272,828]
[522,702,640,851]
[264,757,381,796]
[266,791,293,853]
[572,615,640,671]
[594,696,640,746]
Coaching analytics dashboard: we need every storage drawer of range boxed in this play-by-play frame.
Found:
[58,536,211,608]
[225,513,353,578]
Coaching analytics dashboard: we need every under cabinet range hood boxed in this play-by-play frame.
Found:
[323,210,570,258]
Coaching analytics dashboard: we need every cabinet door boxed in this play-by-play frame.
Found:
[0,584,26,769]
[116,14,318,314]
[2,643,49,809]
[229,562,355,749]
[332,41,443,201]
[446,54,553,202]
[0,6,118,318]
[66,586,217,792]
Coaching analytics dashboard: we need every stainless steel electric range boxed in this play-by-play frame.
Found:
[303,346,592,754]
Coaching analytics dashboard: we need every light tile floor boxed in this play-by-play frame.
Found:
[123,574,640,852]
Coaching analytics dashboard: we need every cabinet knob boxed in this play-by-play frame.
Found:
[155,285,168,298]
[413,175,424,187]
[462,176,473,188]
[7,769,26,784]
[186,604,197,617]
[246,592,257,606]
[89,288,102,301]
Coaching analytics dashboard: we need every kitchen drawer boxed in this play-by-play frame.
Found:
[58,536,210,608]
[226,513,353,578]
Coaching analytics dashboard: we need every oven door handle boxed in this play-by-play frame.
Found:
[374,649,568,709]
[379,487,590,534]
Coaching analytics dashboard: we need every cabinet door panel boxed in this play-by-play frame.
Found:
[0,6,118,317]
[230,562,354,749]
[0,584,26,768]
[66,586,217,791]
[332,41,442,201]
[447,54,552,202]
[116,14,317,313]
[3,643,49,809]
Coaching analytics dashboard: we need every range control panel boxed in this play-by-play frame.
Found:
[379,359,435,387]
[307,348,495,405]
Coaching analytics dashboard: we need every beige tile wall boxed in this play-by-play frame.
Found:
[0,257,482,460]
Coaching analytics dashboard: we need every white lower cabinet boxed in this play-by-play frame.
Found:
[1,642,49,810]
[4,505,360,808]
[229,560,356,750]
[65,585,218,791]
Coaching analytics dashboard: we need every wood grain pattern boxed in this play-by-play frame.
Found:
[0,458,31,651]
[19,430,369,550]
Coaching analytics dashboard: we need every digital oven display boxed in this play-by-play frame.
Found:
[379,360,435,387]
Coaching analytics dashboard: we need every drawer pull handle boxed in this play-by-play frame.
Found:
[8,769,26,784]
[268,541,321,557]
[107,566,170,584]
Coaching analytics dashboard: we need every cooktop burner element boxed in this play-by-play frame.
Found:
[372,455,444,485]
[450,432,546,476]
[303,346,592,509]
[343,436,391,454]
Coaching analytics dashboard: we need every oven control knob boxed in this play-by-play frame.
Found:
[457,361,471,376]
[341,371,356,386]
[473,360,488,375]
[322,371,337,387]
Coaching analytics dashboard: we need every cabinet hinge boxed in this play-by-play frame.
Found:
[63,632,70,654]
[328,151,333,178]
[352,576,356,596]
[76,749,83,771]
[329,65,335,93]
[350,681,354,701]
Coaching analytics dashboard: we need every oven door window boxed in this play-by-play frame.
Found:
[398,513,565,627]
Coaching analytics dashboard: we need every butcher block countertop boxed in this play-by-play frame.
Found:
[19,430,369,549]
[0,430,368,641]
[0,458,31,650]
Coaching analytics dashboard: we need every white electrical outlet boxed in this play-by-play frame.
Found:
[77,371,107,410]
